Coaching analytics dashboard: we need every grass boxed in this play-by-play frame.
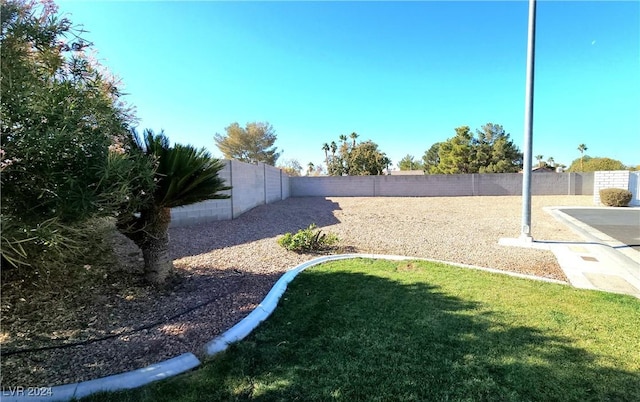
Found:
[83,259,640,402]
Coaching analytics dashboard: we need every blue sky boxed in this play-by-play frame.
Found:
[58,0,640,170]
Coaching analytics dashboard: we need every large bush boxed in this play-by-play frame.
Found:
[1,0,154,269]
[599,188,632,207]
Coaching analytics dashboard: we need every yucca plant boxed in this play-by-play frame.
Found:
[117,129,230,285]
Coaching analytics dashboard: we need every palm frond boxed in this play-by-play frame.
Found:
[133,129,231,209]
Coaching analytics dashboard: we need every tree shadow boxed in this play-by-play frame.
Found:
[1,268,286,388]
[3,198,339,388]
[169,197,342,259]
[101,265,640,402]
[535,239,640,249]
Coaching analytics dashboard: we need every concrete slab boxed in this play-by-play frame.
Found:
[532,207,640,299]
[560,208,640,251]
[583,273,640,295]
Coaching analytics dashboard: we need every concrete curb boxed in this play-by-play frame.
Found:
[544,207,640,277]
[1,353,201,402]
[4,254,566,401]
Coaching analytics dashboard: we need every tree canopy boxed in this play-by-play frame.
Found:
[567,156,627,172]
[422,143,441,173]
[426,123,522,174]
[214,122,280,165]
[398,155,424,171]
[278,159,303,176]
[325,134,390,176]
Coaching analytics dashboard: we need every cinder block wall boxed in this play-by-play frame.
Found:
[265,165,283,204]
[231,160,266,218]
[291,172,594,197]
[530,173,588,196]
[630,172,640,206]
[170,160,291,227]
[290,176,375,197]
[376,174,473,196]
[593,170,631,205]
[170,160,233,226]
[282,174,291,199]
[172,169,600,227]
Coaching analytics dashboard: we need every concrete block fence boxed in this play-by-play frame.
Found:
[170,160,290,227]
[171,168,640,228]
[290,172,594,198]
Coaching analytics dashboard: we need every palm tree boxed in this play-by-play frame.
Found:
[535,154,544,167]
[350,132,359,147]
[339,134,348,144]
[307,162,315,175]
[330,141,338,155]
[322,143,330,168]
[547,156,555,167]
[578,144,588,170]
[118,129,230,285]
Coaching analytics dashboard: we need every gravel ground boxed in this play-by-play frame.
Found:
[1,195,593,387]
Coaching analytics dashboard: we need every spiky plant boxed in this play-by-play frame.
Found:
[118,129,230,285]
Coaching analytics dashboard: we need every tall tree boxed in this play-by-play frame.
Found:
[326,135,390,176]
[214,122,280,165]
[422,142,441,173]
[547,157,555,167]
[330,141,338,155]
[398,154,423,171]
[535,155,544,167]
[433,126,474,174]
[578,144,588,170]
[472,123,522,173]
[350,132,359,147]
[322,143,330,168]
[307,162,315,175]
[347,141,391,175]
[118,130,230,285]
[430,124,522,174]
[339,134,348,144]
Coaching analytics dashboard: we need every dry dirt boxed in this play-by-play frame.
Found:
[0,195,593,387]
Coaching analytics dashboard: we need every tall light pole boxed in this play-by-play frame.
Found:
[521,0,537,241]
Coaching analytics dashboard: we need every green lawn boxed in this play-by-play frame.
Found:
[85,259,640,402]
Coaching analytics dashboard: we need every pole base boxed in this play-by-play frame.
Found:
[519,233,534,243]
[499,237,548,250]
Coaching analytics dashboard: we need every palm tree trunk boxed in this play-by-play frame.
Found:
[140,207,173,285]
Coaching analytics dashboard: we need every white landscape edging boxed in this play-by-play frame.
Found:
[0,353,201,402]
[5,254,564,402]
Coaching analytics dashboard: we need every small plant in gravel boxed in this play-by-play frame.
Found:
[599,188,632,207]
[278,224,339,253]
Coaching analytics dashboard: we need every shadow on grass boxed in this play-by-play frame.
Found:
[84,262,640,402]
[169,197,342,259]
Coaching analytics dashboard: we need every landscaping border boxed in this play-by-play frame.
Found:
[1,254,567,402]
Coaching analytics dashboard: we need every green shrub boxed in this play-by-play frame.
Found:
[599,188,632,207]
[278,224,339,253]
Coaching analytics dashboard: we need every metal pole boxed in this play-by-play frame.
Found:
[521,0,536,240]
